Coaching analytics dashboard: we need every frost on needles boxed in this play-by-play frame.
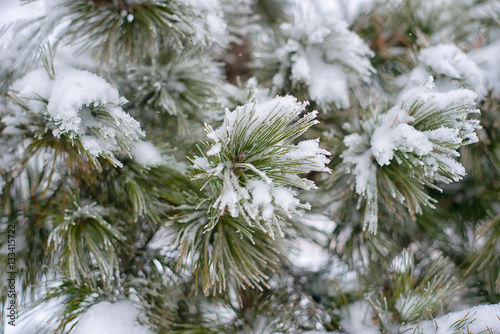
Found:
[192,95,331,239]
[340,77,481,233]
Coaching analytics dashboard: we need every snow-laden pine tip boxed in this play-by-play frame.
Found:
[178,0,228,48]
[365,76,479,174]
[403,44,485,97]
[266,3,374,108]
[193,95,331,238]
[391,249,414,274]
[341,76,481,233]
[10,67,145,167]
[73,301,152,334]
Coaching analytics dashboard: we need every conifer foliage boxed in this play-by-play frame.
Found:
[1,0,500,333]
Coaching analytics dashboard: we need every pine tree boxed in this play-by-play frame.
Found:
[1,0,500,333]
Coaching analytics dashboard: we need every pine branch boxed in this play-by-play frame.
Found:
[122,46,222,138]
[254,3,374,108]
[192,95,330,238]
[55,0,198,65]
[48,201,124,289]
[335,77,480,233]
[170,209,281,296]
[5,52,145,168]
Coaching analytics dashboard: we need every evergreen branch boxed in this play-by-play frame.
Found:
[253,3,374,108]
[122,46,222,137]
[465,215,500,295]
[337,77,480,233]
[170,210,280,296]
[6,61,145,168]
[48,201,124,289]
[192,95,330,238]
[57,0,198,64]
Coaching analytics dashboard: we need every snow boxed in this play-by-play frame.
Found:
[289,214,337,271]
[304,303,500,333]
[206,142,222,156]
[301,48,350,107]
[48,69,125,132]
[179,0,229,47]
[212,170,248,219]
[73,300,152,334]
[401,303,500,333]
[247,180,274,220]
[471,39,500,97]
[308,0,380,23]
[272,186,306,216]
[371,122,433,166]
[284,139,332,175]
[10,68,54,113]
[289,237,331,271]
[131,141,164,166]
[0,0,44,24]
[419,45,477,80]
[339,300,380,334]
[299,213,337,236]
[341,146,376,201]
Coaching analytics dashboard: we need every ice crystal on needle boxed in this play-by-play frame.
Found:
[192,95,331,238]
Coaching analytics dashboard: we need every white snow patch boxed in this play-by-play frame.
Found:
[289,237,330,271]
[471,39,500,97]
[299,213,337,235]
[131,141,164,166]
[207,142,221,156]
[339,300,380,334]
[0,0,45,24]
[73,301,152,334]
[371,122,433,166]
[402,303,500,333]
[403,44,485,98]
